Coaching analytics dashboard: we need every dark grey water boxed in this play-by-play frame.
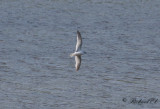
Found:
[0,0,160,109]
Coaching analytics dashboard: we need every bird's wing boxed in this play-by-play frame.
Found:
[75,56,81,71]
[75,31,82,52]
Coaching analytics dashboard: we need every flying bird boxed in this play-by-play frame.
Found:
[70,31,86,71]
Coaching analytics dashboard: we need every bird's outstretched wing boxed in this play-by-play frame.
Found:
[75,56,81,71]
[75,31,82,52]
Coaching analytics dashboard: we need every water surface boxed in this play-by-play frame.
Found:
[0,0,160,109]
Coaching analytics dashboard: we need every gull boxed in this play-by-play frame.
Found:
[70,31,86,71]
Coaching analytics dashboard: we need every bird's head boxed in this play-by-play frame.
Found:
[83,51,87,54]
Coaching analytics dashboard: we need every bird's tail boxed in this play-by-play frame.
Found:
[70,53,74,57]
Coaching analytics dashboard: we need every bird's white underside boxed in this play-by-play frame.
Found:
[70,31,83,71]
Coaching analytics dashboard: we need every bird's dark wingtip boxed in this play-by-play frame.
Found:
[77,30,81,35]
[76,67,79,71]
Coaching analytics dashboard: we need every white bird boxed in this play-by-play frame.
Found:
[70,31,86,71]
